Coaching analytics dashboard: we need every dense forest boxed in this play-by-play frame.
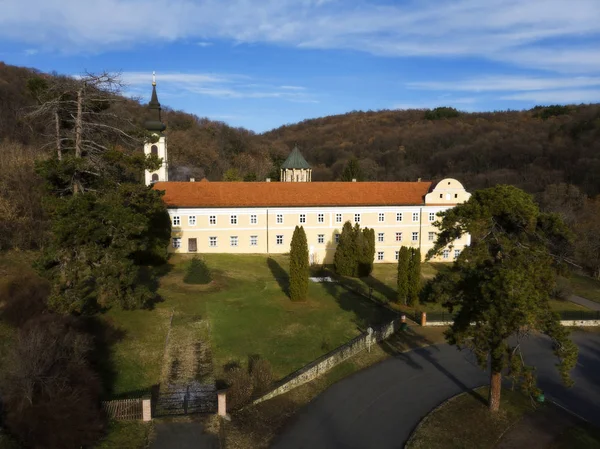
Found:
[1,62,599,276]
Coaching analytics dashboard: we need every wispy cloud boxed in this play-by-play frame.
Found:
[409,76,600,92]
[2,0,599,73]
[501,89,600,103]
[121,71,318,103]
[196,41,213,47]
[24,48,38,55]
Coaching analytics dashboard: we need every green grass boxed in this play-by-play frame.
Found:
[94,421,152,449]
[406,387,533,449]
[551,423,600,449]
[105,254,396,394]
[569,273,600,303]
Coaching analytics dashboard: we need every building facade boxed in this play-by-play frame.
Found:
[144,76,470,263]
[155,179,471,263]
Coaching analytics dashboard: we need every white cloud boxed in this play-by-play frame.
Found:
[501,89,600,103]
[24,48,38,55]
[122,70,317,102]
[409,76,600,92]
[196,41,213,47]
[1,0,599,73]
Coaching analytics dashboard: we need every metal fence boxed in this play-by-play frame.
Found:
[420,311,456,323]
[102,399,143,421]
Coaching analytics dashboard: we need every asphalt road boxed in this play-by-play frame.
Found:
[569,295,600,311]
[271,331,600,449]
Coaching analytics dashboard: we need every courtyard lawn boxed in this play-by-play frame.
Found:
[104,254,396,396]
[569,272,600,304]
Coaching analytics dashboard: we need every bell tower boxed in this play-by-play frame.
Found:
[280,144,312,182]
[144,72,168,185]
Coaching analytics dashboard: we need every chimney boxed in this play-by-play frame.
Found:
[266,178,271,182]
[190,177,195,182]
[352,178,357,182]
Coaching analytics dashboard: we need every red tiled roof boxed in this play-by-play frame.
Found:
[153,181,433,208]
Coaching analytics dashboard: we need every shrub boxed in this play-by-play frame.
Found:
[183,256,212,284]
[334,222,375,278]
[357,227,375,277]
[289,226,309,301]
[0,273,49,326]
[0,315,106,449]
[223,366,253,411]
[553,276,573,300]
[334,221,356,276]
[397,246,410,304]
[407,248,422,306]
[249,358,273,395]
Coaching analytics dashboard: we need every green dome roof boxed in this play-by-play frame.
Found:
[281,145,311,169]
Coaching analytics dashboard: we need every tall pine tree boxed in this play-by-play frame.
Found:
[289,226,309,301]
[334,221,356,276]
[358,227,376,277]
[406,248,421,306]
[397,246,410,304]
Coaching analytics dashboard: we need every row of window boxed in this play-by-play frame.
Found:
[171,211,440,227]
[378,248,460,261]
[172,230,438,249]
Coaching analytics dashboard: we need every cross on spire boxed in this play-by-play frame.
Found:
[152,71,156,86]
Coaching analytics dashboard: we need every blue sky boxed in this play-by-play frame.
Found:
[2,0,600,132]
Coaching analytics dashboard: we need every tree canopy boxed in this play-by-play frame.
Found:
[423,185,578,412]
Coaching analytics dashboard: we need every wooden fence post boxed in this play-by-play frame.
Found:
[421,312,427,327]
[142,398,152,422]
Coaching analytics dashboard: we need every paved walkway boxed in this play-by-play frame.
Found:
[569,294,600,311]
[271,332,600,449]
[150,421,219,449]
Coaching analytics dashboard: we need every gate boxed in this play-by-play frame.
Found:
[154,382,217,417]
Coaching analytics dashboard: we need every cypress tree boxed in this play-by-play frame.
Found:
[334,221,356,276]
[358,227,376,277]
[289,225,309,301]
[407,248,422,306]
[184,256,212,284]
[397,246,410,304]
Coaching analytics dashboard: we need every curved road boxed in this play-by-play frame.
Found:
[271,332,600,449]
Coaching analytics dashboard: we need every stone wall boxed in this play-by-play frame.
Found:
[253,319,400,404]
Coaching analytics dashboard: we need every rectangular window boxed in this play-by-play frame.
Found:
[378,232,384,242]
[412,232,419,242]
[396,213,403,222]
[335,234,340,244]
[277,214,283,224]
[250,214,257,224]
[318,234,324,244]
[443,249,449,259]
[336,213,342,223]
[378,213,385,222]
[250,235,258,246]
[230,215,237,225]
[209,236,217,247]
[377,251,384,261]
[395,232,402,242]
[354,213,361,223]
[412,212,419,222]
[429,232,435,241]
[172,237,181,248]
[276,235,283,245]
[299,214,306,224]
[318,213,324,223]
[188,216,196,226]
[454,249,461,259]
[230,236,238,247]
[395,251,399,261]
[172,216,180,226]
[209,215,216,225]
[429,212,435,222]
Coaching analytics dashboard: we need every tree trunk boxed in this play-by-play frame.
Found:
[488,370,502,412]
[73,87,84,195]
[55,110,62,161]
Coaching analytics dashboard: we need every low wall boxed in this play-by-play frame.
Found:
[253,319,401,404]
[560,320,600,327]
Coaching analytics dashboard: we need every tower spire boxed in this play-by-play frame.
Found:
[152,71,156,86]
[145,71,166,132]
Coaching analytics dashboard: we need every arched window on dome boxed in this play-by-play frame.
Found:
[151,145,158,156]
[151,173,159,183]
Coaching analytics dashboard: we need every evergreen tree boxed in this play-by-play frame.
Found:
[423,185,578,412]
[407,248,422,306]
[289,226,309,301]
[340,157,363,181]
[334,221,356,276]
[358,227,375,277]
[397,246,410,304]
[184,256,212,284]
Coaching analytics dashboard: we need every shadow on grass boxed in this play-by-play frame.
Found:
[362,275,397,303]
[267,257,289,298]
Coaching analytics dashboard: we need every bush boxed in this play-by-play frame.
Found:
[249,358,273,395]
[0,273,50,326]
[0,315,106,449]
[407,248,422,306]
[553,276,573,300]
[223,366,253,411]
[397,246,410,304]
[289,226,309,301]
[183,256,212,284]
